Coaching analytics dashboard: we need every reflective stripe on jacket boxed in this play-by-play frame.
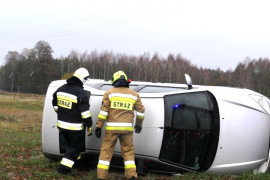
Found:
[96,87,145,133]
[105,122,133,131]
[57,120,84,130]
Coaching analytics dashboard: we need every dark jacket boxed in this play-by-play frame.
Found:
[52,76,92,130]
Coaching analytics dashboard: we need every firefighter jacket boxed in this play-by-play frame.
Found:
[52,77,92,131]
[96,86,145,133]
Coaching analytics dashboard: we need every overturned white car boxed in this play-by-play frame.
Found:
[42,75,270,174]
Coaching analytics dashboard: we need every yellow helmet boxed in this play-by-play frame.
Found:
[111,71,127,84]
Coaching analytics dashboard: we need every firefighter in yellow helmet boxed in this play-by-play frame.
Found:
[95,71,145,180]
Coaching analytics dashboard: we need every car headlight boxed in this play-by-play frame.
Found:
[250,94,270,114]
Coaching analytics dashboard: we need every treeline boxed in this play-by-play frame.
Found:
[0,40,269,97]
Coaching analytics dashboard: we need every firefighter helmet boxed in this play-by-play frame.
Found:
[73,68,89,84]
[111,71,127,84]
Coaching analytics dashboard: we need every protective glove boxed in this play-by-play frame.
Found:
[95,127,101,138]
[53,106,58,112]
[87,127,92,136]
[87,117,93,127]
[134,125,142,133]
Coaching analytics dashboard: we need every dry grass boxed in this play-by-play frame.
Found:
[0,92,45,179]
[0,92,43,132]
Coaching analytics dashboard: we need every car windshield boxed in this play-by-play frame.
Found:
[160,91,220,171]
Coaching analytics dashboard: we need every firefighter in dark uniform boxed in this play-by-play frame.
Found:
[95,71,145,180]
[52,67,93,175]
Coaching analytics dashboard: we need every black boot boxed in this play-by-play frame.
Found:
[127,177,135,180]
[57,166,76,176]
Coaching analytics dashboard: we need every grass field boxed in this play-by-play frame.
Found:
[0,91,270,180]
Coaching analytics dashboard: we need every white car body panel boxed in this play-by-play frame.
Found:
[206,88,270,173]
[41,79,270,174]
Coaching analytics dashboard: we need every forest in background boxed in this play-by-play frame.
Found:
[0,40,269,97]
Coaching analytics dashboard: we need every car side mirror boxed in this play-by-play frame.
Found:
[185,74,192,89]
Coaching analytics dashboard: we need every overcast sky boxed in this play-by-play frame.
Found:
[1,0,270,71]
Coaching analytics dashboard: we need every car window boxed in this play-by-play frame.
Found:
[100,84,138,91]
[138,86,185,93]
